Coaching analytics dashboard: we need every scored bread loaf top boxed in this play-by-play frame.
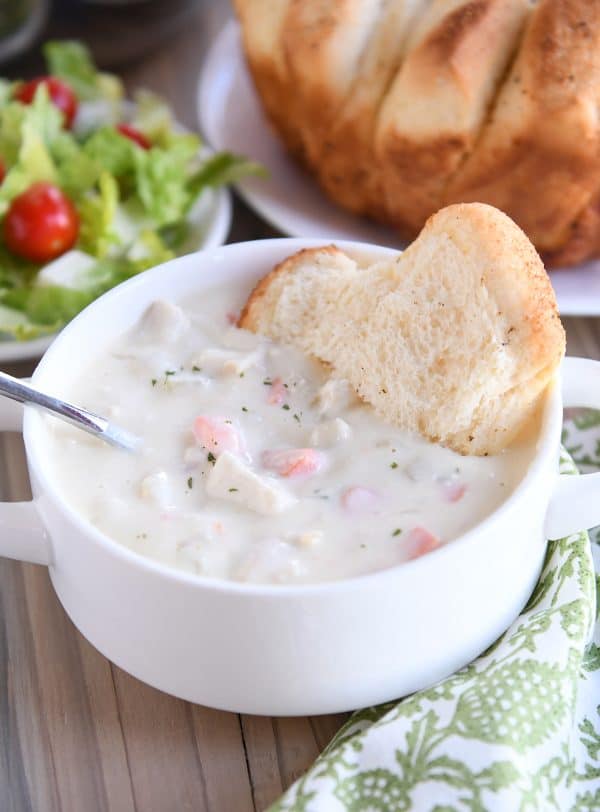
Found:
[239,203,565,456]
[445,0,600,255]
[376,0,529,233]
[316,0,427,219]
[282,0,385,168]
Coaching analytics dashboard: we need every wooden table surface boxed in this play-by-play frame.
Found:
[1,3,600,811]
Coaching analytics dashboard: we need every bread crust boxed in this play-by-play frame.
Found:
[445,0,600,253]
[316,0,427,220]
[375,0,529,232]
[239,245,344,332]
[282,0,384,168]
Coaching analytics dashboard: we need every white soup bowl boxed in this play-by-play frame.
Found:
[1,238,599,715]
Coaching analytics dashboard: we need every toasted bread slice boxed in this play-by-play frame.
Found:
[239,203,565,455]
[445,0,600,253]
[375,0,529,233]
[316,0,427,219]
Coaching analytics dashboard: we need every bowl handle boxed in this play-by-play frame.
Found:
[545,356,600,540]
[0,397,50,566]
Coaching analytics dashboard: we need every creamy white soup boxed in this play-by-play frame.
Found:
[48,283,536,585]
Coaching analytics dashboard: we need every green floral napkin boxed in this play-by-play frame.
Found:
[271,412,600,812]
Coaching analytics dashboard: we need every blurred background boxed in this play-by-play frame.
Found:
[0,0,229,75]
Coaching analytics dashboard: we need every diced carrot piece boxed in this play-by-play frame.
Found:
[405,526,441,560]
[262,448,324,478]
[340,486,380,514]
[193,416,244,457]
[268,377,287,406]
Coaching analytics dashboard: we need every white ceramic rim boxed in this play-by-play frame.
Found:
[24,237,563,598]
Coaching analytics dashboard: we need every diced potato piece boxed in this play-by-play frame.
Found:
[206,451,296,516]
[140,471,173,508]
[314,378,356,417]
[294,530,323,548]
[191,348,260,376]
[310,418,351,447]
[136,300,189,343]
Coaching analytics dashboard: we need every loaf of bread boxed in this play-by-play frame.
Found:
[235,0,600,267]
[239,203,565,455]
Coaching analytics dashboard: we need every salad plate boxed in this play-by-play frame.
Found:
[198,21,600,318]
[0,184,231,363]
[0,40,254,363]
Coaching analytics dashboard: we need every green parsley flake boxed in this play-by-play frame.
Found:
[242,406,248,412]
[151,378,157,387]
[390,461,398,469]
[207,452,216,465]
[282,404,290,410]
[192,365,202,372]
[187,477,193,489]
[392,528,402,537]
[293,413,301,423]
[263,378,272,386]
[228,487,238,492]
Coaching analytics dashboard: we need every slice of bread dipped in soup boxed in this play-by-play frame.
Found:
[239,203,565,456]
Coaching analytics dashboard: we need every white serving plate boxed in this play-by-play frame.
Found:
[198,21,600,317]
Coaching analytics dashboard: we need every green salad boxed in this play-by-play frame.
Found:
[0,40,261,341]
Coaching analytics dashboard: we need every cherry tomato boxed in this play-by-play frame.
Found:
[4,182,80,263]
[117,123,151,150]
[0,159,6,184]
[15,77,78,129]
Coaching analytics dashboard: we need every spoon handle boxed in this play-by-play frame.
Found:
[0,371,139,451]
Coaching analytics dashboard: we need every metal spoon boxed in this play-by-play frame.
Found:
[0,370,140,452]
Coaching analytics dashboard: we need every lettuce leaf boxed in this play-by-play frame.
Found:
[3,284,93,326]
[129,89,175,147]
[0,86,72,214]
[83,126,136,177]
[0,241,173,338]
[125,229,174,267]
[0,84,62,167]
[187,151,266,195]
[43,40,124,103]
[133,137,198,225]
[77,171,119,257]
[52,132,101,197]
[0,303,57,340]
